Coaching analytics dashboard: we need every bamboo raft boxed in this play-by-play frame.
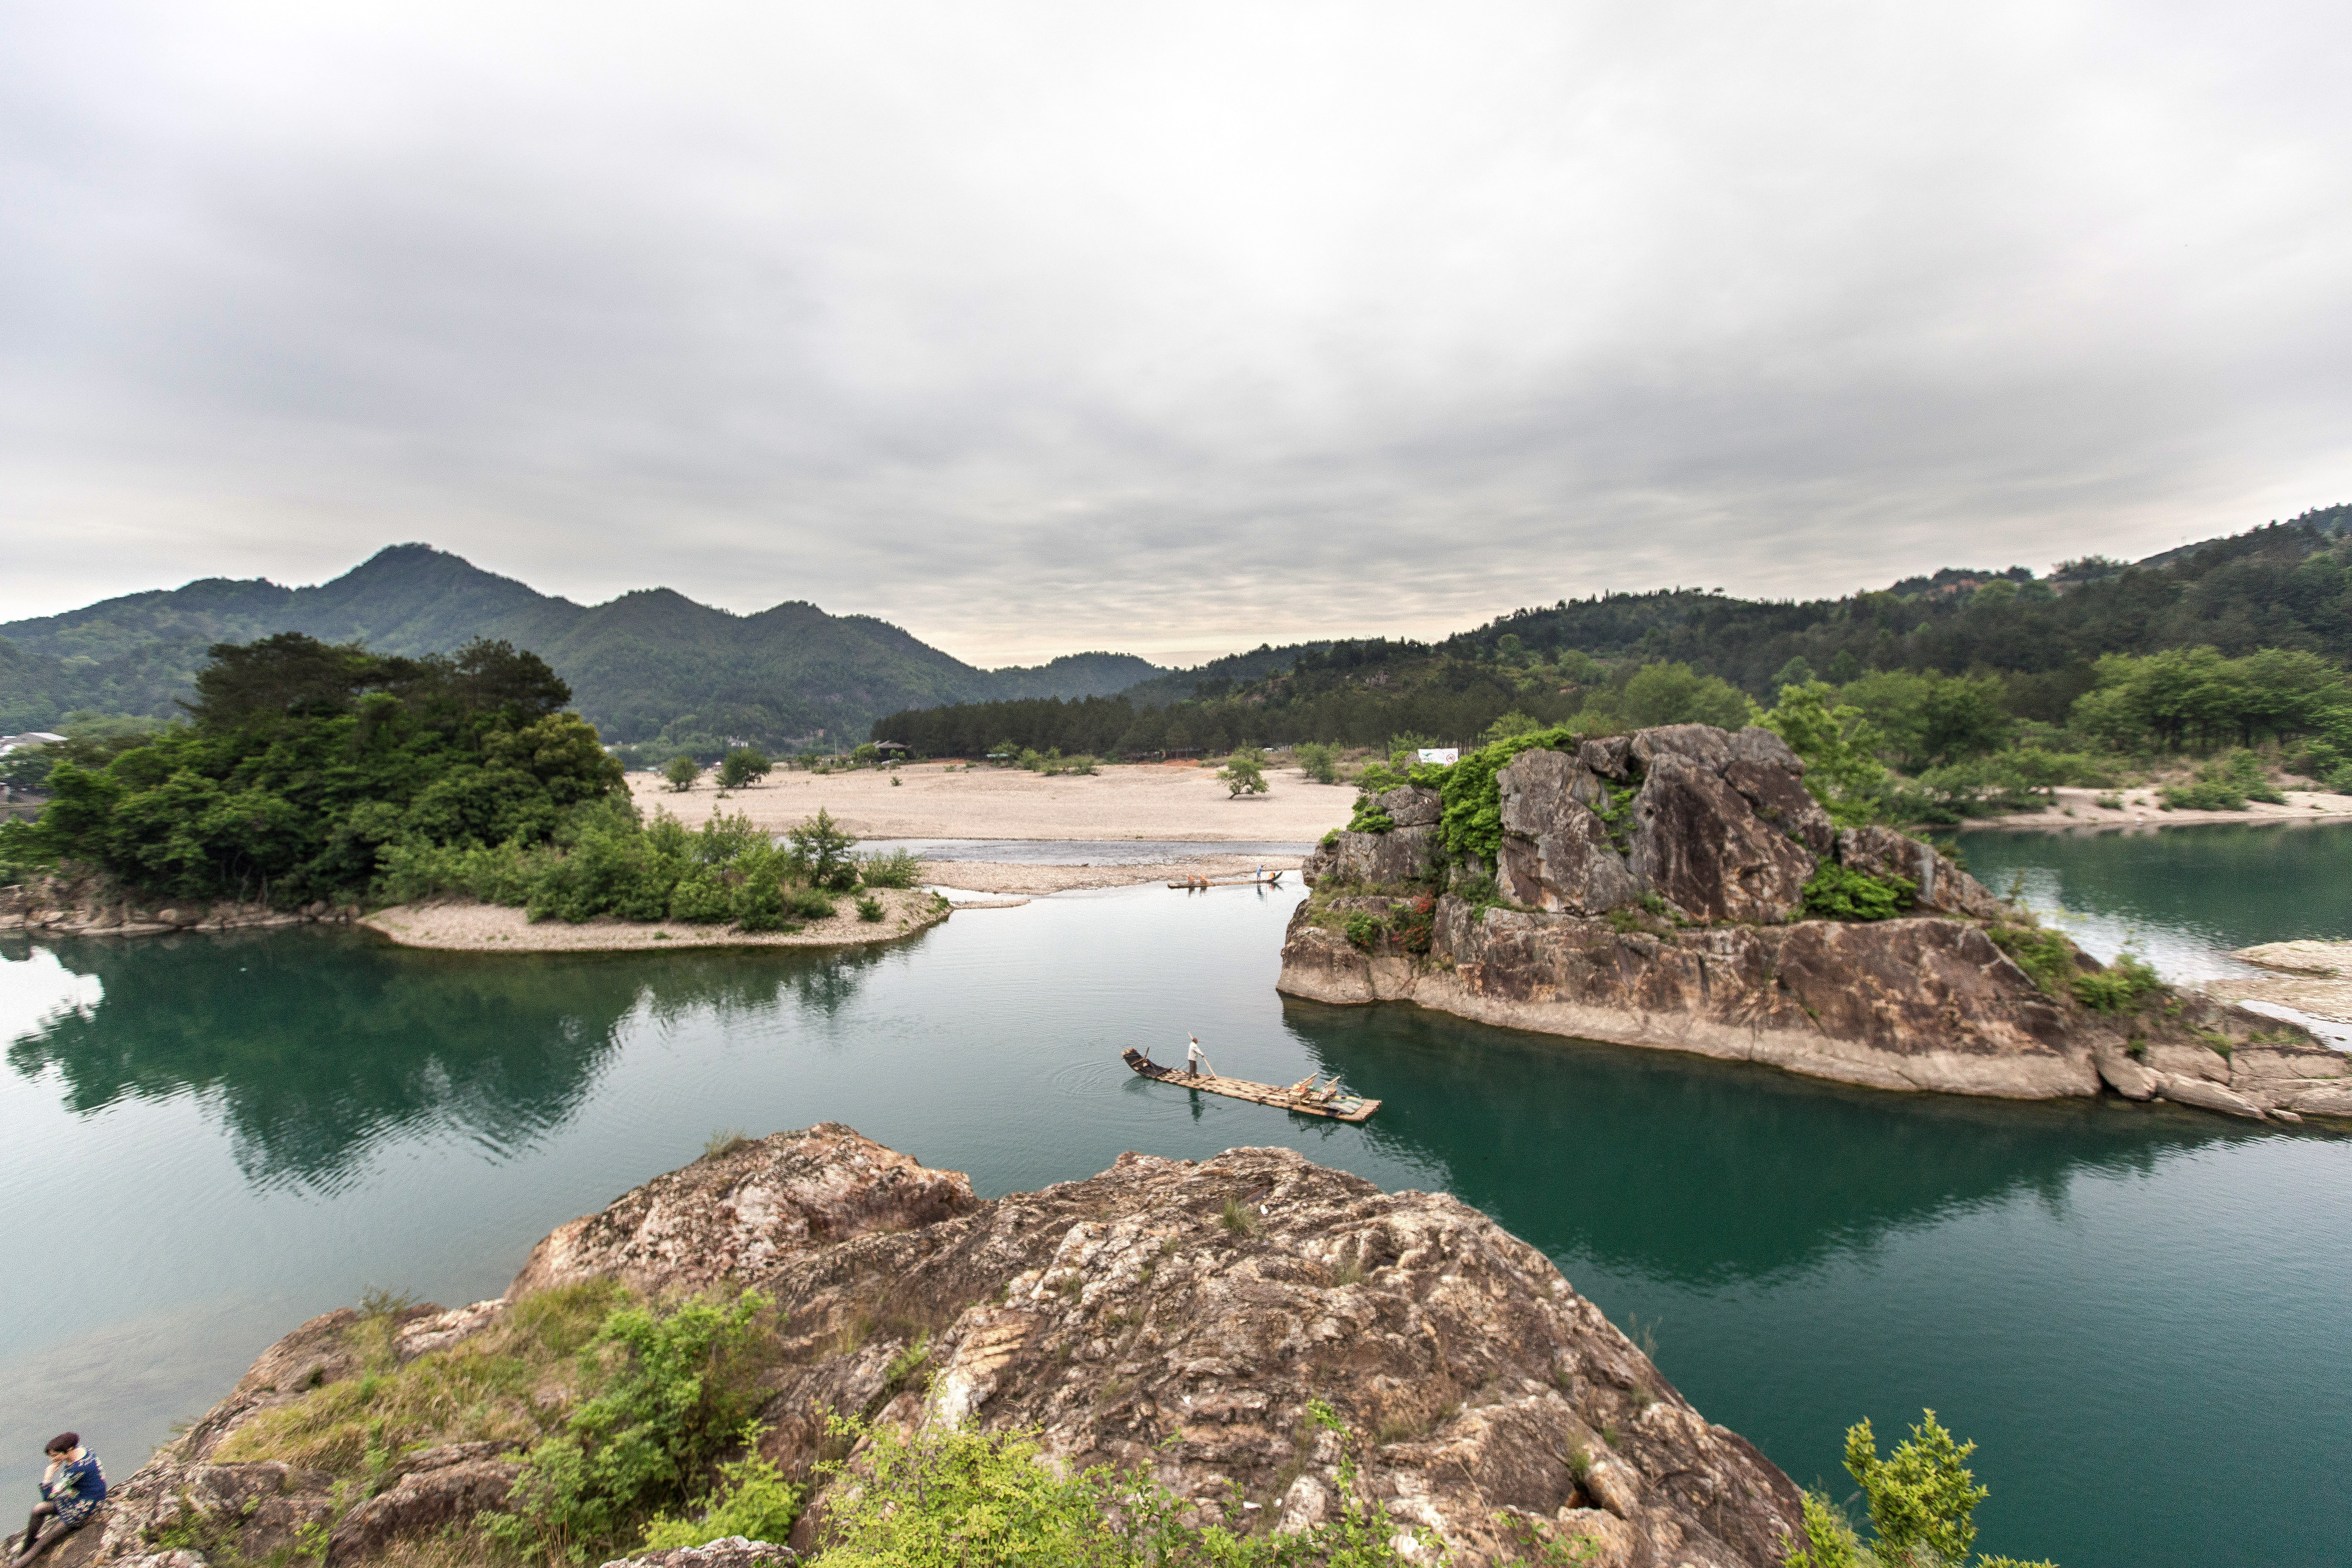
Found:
[1165,871,1285,889]
[1121,1047,1380,1122]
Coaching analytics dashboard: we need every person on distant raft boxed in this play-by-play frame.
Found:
[1185,1035,1206,1077]
[14,1434,104,1565]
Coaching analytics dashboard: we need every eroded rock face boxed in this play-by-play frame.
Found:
[1493,726,1848,924]
[1836,827,1999,920]
[1303,823,1442,889]
[1277,724,2352,1118]
[327,1443,524,1562]
[64,1130,1807,1568]
[507,1121,983,1298]
[518,1132,1805,1568]
[1280,897,2352,1114]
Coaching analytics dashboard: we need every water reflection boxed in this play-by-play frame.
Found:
[1281,997,2253,1286]
[3,931,887,1190]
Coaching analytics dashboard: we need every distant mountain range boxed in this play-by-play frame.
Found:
[0,545,1165,747]
[6,502,2345,749]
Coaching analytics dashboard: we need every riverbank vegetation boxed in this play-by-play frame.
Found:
[0,637,925,928]
[0,634,623,901]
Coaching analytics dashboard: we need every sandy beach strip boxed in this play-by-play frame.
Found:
[627,760,1355,842]
[1960,784,2352,831]
[362,885,948,952]
[927,853,1304,896]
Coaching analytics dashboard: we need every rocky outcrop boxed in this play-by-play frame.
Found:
[52,1127,1811,1568]
[326,1444,525,1561]
[0,873,359,939]
[506,1120,983,1298]
[1282,724,2352,1120]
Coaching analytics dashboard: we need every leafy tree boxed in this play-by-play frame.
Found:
[786,808,860,891]
[1295,741,1341,784]
[1219,748,1269,797]
[715,747,771,789]
[4,636,621,905]
[662,755,701,792]
[1760,683,1890,827]
[1785,1409,2054,1568]
[1608,662,1755,730]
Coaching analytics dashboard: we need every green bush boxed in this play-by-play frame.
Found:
[486,1290,773,1562]
[1801,862,1915,922]
[1344,912,1386,950]
[662,755,701,792]
[638,1423,801,1551]
[2160,748,2285,812]
[1295,741,1341,784]
[856,848,924,888]
[1434,727,1580,864]
[1988,925,2078,994]
[733,875,794,933]
[527,822,681,924]
[667,868,735,924]
[2071,951,2163,1012]
[1785,1410,2055,1568]
[811,1400,1430,1568]
[787,887,836,921]
[854,894,885,923]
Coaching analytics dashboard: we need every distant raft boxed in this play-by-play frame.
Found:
[1121,1047,1379,1122]
[1166,871,1285,889]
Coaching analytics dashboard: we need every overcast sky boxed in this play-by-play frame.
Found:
[3,2,2347,667]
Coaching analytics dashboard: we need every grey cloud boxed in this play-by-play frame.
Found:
[2,0,2348,667]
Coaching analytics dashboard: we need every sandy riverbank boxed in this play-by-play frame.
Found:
[1960,784,2352,830]
[627,760,1355,841]
[362,885,948,952]
[929,853,1305,896]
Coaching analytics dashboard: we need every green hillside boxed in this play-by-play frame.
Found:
[874,504,2352,779]
[0,545,1164,747]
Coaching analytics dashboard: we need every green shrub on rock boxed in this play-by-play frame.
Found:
[811,1400,1430,1568]
[1800,862,1914,922]
[2070,951,2163,1012]
[487,1290,773,1561]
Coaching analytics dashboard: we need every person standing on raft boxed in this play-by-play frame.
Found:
[12,1434,104,1566]
[1185,1035,1207,1078]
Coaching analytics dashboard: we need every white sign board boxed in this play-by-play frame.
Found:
[1417,748,1460,766]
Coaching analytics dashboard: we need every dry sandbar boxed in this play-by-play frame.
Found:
[627,760,1354,842]
[362,885,948,952]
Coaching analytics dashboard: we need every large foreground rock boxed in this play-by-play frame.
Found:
[54,1128,1810,1568]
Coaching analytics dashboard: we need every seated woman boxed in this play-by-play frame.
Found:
[13,1434,104,1565]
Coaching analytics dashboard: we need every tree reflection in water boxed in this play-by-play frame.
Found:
[4,931,883,1191]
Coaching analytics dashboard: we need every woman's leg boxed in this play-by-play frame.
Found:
[18,1502,58,1555]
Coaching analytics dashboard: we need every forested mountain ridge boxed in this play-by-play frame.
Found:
[874,505,2352,766]
[0,545,1164,746]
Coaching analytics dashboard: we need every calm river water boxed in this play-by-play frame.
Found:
[3,824,2349,1567]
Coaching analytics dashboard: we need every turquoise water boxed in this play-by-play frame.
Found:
[3,842,2348,1567]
